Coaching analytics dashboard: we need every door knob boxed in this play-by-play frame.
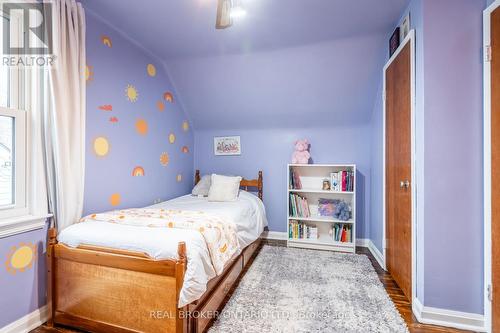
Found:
[400,180,410,189]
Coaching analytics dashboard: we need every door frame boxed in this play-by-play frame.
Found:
[382,29,416,305]
[483,2,500,332]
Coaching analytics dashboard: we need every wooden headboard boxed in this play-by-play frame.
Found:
[195,170,263,200]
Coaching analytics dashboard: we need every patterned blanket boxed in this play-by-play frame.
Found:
[80,208,240,275]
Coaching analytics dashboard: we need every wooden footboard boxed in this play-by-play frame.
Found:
[46,228,188,333]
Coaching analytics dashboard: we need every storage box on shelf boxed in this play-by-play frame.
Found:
[287,164,356,253]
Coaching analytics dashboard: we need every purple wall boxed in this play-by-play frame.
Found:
[194,127,372,237]
[0,226,48,328]
[83,11,194,215]
[422,0,484,313]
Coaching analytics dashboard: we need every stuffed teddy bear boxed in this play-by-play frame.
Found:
[292,139,311,164]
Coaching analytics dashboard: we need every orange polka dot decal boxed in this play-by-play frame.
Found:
[5,243,37,275]
[110,193,121,206]
[135,119,148,135]
[101,35,112,48]
[93,137,110,157]
[147,64,156,77]
[132,166,145,177]
[163,92,174,103]
[160,152,169,166]
[157,101,165,112]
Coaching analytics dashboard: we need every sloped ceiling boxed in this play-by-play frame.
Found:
[82,0,409,129]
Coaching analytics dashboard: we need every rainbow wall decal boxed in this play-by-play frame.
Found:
[5,243,37,275]
[132,166,145,177]
[163,92,174,103]
[181,146,189,153]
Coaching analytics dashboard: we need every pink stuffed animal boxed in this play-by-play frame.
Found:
[292,139,311,164]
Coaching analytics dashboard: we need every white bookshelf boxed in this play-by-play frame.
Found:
[287,164,356,253]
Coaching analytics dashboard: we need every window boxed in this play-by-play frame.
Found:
[0,10,28,220]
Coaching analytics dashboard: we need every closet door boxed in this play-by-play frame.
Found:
[491,6,500,332]
[385,42,412,301]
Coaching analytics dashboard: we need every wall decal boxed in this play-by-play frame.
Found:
[135,119,148,135]
[109,116,119,123]
[5,243,37,275]
[101,35,112,48]
[160,152,169,166]
[157,101,165,112]
[125,84,139,102]
[163,92,174,103]
[85,65,94,83]
[109,193,121,206]
[169,133,176,144]
[98,105,113,111]
[176,174,182,182]
[132,166,145,177]
[147,64,156,77]
[93,137,110,157]
[182,121,189,132]
[181,146,189,153]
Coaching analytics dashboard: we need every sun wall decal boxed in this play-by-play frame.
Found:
[163,92,174,103]
[85,65,94,83]
[109,193,121,207]
[147,64,156,77]
[157,101,165,112]
[160,152,169,166]
[132,166,145,177]
[182,121,189,132]
[135,119,148,135]
[93,137,110,157]
[169,133,176,144]
[181,146,189,153]
[101,35,112,48]
[176,174,182,182]
[5,243,37,275]
[125,84,139,102]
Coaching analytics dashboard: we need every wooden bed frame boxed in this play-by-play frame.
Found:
[47,170,264,333]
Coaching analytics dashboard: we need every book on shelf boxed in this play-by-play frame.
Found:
[288,220,318,240]
[289,169,302,189]
[330,224,352,243]
[331,170,354,192]
[289,193,311,217]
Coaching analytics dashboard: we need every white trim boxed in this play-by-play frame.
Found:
[261,230,287,240]
[0,305,47,333]
[382,29,417,314]
[356,238,385,269]
[0,214,50,238]
[412,298,486,332]
[483,2,500,332]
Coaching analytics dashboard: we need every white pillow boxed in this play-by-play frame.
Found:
[208,174,242,202]
[192,175,211,196]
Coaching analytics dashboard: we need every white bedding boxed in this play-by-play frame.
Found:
[58,191,267,307]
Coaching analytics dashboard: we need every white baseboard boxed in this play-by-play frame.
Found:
[413,298,485,332]
[0,305,47,333]
[261,231,288,240]
[356,238,386,270]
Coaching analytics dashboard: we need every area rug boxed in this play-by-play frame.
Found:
[208,245,409,333]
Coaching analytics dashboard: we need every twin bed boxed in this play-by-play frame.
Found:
[46,170,266,333]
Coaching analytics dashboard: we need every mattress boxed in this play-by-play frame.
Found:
[57,190,268,307]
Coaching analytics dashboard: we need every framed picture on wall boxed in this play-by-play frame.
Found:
[214,136,241,155]
[389,27,400,57]
[400,13,410,40]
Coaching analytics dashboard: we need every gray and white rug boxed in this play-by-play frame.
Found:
[208,245,409,333]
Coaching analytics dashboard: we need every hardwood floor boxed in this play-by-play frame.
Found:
[31,244,470,333]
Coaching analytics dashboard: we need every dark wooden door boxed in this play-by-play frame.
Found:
[385,42,412,301]
[491,6,500,333]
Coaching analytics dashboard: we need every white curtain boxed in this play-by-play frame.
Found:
[45,0,86,231]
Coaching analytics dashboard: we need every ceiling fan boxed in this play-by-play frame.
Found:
[216,0,246,29]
